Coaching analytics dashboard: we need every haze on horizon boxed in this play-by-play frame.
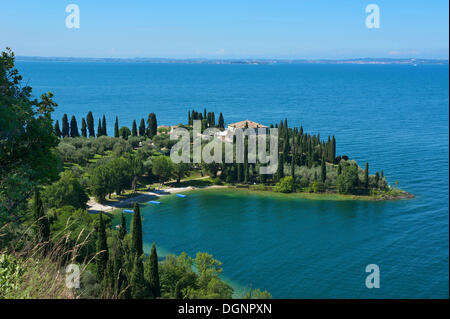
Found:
[0,0,448,60]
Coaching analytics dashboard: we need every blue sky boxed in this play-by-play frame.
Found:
[0,0,448,59]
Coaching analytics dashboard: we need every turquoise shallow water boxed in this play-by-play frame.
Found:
[17,61,449,298]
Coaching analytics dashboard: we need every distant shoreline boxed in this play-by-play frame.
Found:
[15,56,449,65]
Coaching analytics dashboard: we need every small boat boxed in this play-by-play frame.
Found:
[176,194,187,198]
[149,200,161,205]
[123,209,134,213]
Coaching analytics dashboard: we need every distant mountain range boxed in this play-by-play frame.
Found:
[15,56,449,65]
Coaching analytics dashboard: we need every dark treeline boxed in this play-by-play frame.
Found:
[54,112,158,140]
[188,108,225,129]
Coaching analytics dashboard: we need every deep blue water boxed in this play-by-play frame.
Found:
[17,61,449,298]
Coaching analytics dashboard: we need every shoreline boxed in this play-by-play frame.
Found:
[87,185,227,214]
[88,184,414,214]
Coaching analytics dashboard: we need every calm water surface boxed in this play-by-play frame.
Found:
[18,61,449,298]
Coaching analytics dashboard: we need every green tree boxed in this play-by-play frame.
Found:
[33,189,50,243]
[86,111,95,137]
[144,243,161,298]
[320,157,326,183]
[173,162,190,183]
[70,115,79,137]
[42,171,89,209]
[336,162,359,194]
[139,118,146,137]
[62,114,69,137]
[152,156,173,184]
[147,113,157,138]
[81,117,87,137]
[274,176,294,193]
[218,112,224,129]
[130,254,146,298]
[102,115,107,136]
[131,203,143,257]
[119,212,127,240]
[114,116,119,138]
[97,118,102,137]
[132,120,137,137]
[119,126,131,140]
[89,164,113,202]
[0,48,60,220]
[364,162,369,191]
[96,213,109,281]
[54,120,61,138]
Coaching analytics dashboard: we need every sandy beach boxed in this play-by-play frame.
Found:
[87,185,226,214]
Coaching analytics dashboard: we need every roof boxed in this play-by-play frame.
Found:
[227,120,268,129]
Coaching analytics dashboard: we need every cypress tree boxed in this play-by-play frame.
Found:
[364,162,369,191]
[331,136,336,162]
[144,243,161,298]
[276,153,284,181]
[111,239,129,298]
[139,118,146,137]
[291,143,296,178]
[218,112,224,129]
[132,120,137,137]
[62,114,69,137]
[188,111,191,126]
[147,113,157,138]
[375,171,380,186]
[337,163,342,175]
[114,116,119,138]
[70,115,79,137]
[81,118,87,137]
[102,115,107,136]
[34,189,50,243]
[54,120,61,137]
[321,157,326,183]
[381,170,384,178]
[130,255,146,299]
[97,118,102,137]
[174,281,183,299]
[119,212,127,240]
[131,203,143,257]
[87,111,95,137]
[96,213,109,281]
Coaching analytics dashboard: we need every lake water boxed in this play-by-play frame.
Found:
[17,61,449,298]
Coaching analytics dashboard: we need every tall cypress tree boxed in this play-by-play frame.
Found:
[321,157,326,183]
[119,212,127,240]
[132,120,137,137]
[139,118,146,137]
[81,118,87,138]
[131,203,143,257]
[87,111,95,137]
[130,254,146,299]
[147,113,157,138]
[97,213,109,281]
[70,115,79,137]
[54,120,61,137]
[34,189,50,243]
[144,243,161,298]
[114,116,119,138]
[218,112,224,129]
[364,162,369,191]
[62,114,69,137]
[102,115,107,136]
[97,118,102,137]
